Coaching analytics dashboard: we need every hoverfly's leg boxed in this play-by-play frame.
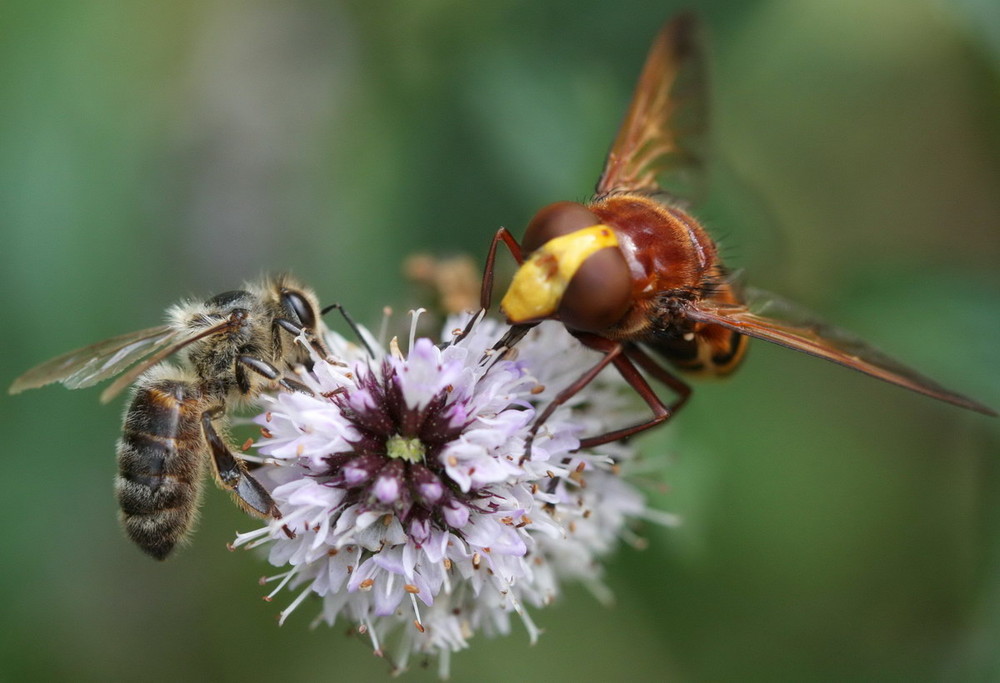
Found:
[481,322,537,373]
[480,227,525,311]
[524,336,625,455]
[236,354,314,396]
[572,334,690,450]
[451,227,528,347]
[201,406,281,519]
[623,345,691,416]
[455,228,526,345]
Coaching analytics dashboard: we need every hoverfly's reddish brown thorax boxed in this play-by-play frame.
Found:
[587,193,719,299]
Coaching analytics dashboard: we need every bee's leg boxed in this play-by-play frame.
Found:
[274,318,330,359]
[319,303,376,359]
[237,354,314,395]
[201,406,281,519]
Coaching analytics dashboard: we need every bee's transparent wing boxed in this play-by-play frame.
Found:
[9,325,179,394]
[595,12,707,200]
[98,318,243,403]
[684,289,996,416]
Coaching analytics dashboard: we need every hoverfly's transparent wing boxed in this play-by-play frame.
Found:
[9,325,179,396]
[595,12,707,200]
[684,289,996,416]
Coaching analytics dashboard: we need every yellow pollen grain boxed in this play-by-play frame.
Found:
[404,584,420,594]
[359,578,374,590]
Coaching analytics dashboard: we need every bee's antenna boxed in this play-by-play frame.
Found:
[321,303,376,359]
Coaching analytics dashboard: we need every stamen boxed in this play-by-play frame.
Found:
[407,308,426,354]
[409,592,423,632]
[266,567,299,601]
[377,306,392,349]
[277,584,312,625]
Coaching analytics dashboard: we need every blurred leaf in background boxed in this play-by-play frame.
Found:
[1,0,997,681]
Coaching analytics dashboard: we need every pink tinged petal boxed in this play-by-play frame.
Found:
[461,515,527,557]
[373,546,406,574]
[407,572,435,606]
[332,504,361,537]
[325,548,358,593]
[373,576,405,616]
[411,465,444,504]
[442,500,470,528]
[420,529,452,564]
[353,514,407,551]
[443,403,471,431]
[419,481,443,503]
[398,339,445,410]
[373,474,399,504]
[401,541,420,576]
[347,556,380,592]
[354,509,384,532]
[283,479,338,508]
[409,517,431,544]
[341,453,383,486]
[346,387,378,414]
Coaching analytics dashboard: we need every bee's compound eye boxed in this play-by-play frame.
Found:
[522,202,602,254]
[558,246,631,333]
[281,290,316,329]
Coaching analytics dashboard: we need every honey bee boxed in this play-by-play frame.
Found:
[481,14,995,447]
[9,274,330,559]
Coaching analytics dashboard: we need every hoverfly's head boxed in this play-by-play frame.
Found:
[500,201,632,333]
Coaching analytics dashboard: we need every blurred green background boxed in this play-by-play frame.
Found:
[2,0,998,681]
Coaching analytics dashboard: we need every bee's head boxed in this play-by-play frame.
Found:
[501,201,632,333]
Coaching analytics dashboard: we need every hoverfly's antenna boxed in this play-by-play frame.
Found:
[321,303,376,359]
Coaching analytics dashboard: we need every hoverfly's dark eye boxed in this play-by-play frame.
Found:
[281,290,316,328]
[558,247,631,333]
[522,201,602,253]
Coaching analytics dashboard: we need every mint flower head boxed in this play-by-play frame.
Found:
[233,313,678,677]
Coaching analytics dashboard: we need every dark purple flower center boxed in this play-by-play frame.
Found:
[319,360,484,541]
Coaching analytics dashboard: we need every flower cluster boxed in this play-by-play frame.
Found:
[233,314,676,677]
